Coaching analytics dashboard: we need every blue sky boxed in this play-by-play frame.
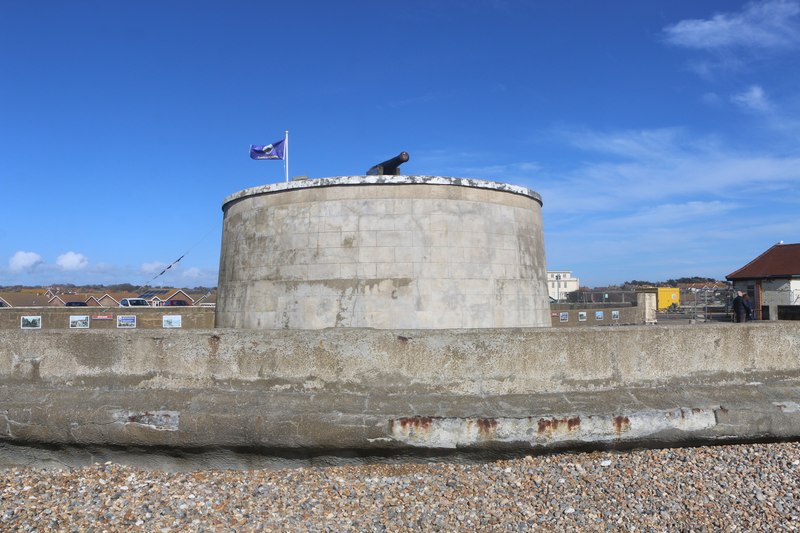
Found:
[2,1,799,288]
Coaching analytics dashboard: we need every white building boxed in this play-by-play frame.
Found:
[546,271,580,301]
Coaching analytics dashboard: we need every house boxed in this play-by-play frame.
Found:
[136,288,204,306]
[46,293,99,307]
[726,242,800,320]
[678,282,729,291]
[149,289,194,306]
[546,271,580,302]
[0,292,52,307]
[47,295,66,307]
[84,295,103,306]
[193,290,217,307]
[677,282,729,308]
[0,288,215,308]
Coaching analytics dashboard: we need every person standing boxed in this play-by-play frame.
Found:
[743,294,753,321]
[732,291,746,323]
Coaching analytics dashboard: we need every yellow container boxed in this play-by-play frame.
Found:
[657,287,680,310]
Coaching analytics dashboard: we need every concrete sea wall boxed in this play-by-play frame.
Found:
[2,323,800,464]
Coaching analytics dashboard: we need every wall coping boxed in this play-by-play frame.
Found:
[222,175,543,210]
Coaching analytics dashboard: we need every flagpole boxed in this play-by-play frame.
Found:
[284,130,289,182]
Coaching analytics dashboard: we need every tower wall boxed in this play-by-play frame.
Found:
[216,176,550,329]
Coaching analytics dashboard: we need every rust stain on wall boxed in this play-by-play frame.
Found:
[476,418,498,434]
[537,416,581,435]
[613,415,630,436]
[395,416,434,432]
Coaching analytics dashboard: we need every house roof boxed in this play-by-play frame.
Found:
[48,294,88,305]
[48,295,66,306]
[677,282,728,290]
[727,243,800,280]
[139,288,174,299]
[165,289,194,303]
[193,291,217,305]
[0,288,216,307]
[98,292,140,303]
[0,292,52,307]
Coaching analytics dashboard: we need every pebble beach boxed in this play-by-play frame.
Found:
[2,441,800,531]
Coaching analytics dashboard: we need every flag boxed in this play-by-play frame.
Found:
[250,139,285,160]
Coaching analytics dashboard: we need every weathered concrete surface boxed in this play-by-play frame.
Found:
[216,176,550,329]
[1,323,800,464]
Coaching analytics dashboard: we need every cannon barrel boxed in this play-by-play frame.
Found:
[367,151,410,175]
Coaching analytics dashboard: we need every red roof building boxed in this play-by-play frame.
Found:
[726,243,800,321]
[727,243,800,280]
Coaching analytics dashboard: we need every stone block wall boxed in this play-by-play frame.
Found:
[217,176,551,329]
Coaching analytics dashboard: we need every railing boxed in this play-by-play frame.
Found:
[669,287,736,323]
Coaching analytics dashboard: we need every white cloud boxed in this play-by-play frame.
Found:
[141,261,168,274]
[664,0,800,50]
[137,262,217,287]
[731,85,773,112]
[548,152,797,213]
[56,251,89,271]
[559,127,687,162]
[532,125,800,285]
[533,126,800,222]
[461,161,542,176]
[605,201,738,230]
[183,267,203,279]
[8,251,43,272]
[545,128,766,197]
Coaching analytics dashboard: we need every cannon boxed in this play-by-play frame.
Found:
[366,151,409,175]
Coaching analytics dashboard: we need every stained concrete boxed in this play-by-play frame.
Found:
[2,323,800,468]
[216,176,550,329]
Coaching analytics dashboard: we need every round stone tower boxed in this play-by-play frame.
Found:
[215,176,550,329]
